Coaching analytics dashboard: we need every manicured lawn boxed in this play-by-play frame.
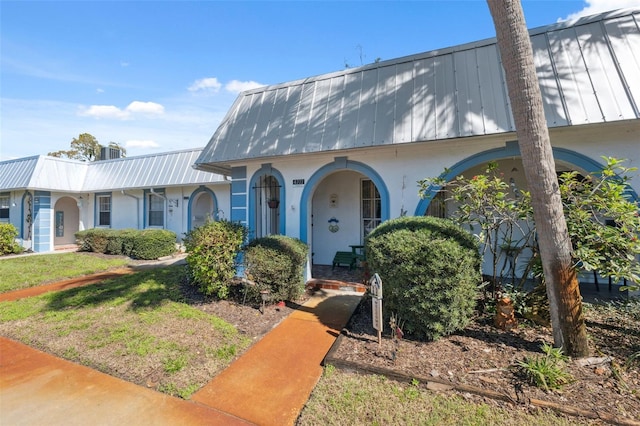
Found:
[0,252,130,293]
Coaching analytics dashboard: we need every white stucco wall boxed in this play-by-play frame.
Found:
[9,183,231,253]
[235,121,639,273]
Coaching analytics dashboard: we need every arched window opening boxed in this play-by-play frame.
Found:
[361,179,381,240]
[253,175,281,238]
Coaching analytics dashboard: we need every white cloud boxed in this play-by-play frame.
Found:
[79,101,164,120]
[188,77,222,93]
[225,80,265,94]
[81,105,128,119]
[96,88,105,94]
[125,140,160,149]
[562,0,640,21]
[125,101,164,115]
[0,96,232,161]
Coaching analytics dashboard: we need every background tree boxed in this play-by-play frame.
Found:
[487,0,589,356]
[48,133,126,161]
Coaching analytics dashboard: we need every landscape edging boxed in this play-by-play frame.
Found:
[324,333,640,426]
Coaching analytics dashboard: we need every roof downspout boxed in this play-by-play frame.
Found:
[121,190,141,229]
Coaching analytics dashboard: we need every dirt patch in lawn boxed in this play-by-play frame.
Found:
[328,294,640,423]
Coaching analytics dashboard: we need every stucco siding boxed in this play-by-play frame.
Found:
[234,121,638,265]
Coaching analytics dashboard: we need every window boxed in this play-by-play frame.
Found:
[0,193,9,223]
[147,191,165,228]
[253,175,280,238]
[425,189,447,218]
[361,180,381,240]
[97,194,111,227]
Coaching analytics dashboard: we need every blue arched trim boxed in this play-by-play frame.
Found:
[300,157,390,243]
[21,191,33,240]
[415,144,639,215]
[248,164,286,240]
[187,186,219,231]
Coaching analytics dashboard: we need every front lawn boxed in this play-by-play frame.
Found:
[0,252,130,293]
[298,366,587,425]
[0,265,252,399]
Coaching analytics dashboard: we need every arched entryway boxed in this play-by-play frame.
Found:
[300,158,390,275]
[54,196,79,247]
[188,187,218,230]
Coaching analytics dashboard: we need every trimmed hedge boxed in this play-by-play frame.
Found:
[244,235,309,302]
[75,228,176,260]
[366,216,481,341]
[0,223,23,255]
[183,220,247,299]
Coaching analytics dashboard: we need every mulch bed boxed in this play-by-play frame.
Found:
[325,294,640,425]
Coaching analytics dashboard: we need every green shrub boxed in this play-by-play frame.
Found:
[183,220,247,299]
[75,228,112,253]
[105,230,125,255]
[120,229,138,255]
[75,228,176,260]
[104,229,138,256]
[0,223,23,255]
[129,229,176,260]
[366,216,481,340]
[244,235,309,302]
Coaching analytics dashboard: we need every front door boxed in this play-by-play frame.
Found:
[53,197,79,246]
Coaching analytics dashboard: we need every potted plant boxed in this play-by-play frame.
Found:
[267,198,279,209]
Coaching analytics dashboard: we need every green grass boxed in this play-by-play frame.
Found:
[163,354,189,373]
[297,367,591,426]
[158,382,201,400]
[0,252,130,293]
[0,265,249,400]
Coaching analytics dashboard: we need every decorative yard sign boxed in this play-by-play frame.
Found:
[370,273,383,345]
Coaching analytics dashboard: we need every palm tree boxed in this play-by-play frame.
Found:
[487,0,589,356]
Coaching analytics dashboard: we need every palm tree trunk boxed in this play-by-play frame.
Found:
[487,0,589,356]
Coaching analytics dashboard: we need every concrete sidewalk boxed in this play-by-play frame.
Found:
[0,337,251,426]
[1,275,361,425]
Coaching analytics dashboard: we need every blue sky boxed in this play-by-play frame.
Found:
[1,0,638,161]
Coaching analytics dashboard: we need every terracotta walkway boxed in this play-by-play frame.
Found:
[0,265,362,425]
[191,289,362,426]
[0,338,251,426]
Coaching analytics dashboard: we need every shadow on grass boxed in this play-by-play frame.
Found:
[44,265,187,312]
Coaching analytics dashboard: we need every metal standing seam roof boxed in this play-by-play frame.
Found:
[0,148,226,192]
[0,156,40,191]
[195,8,640,175]
[83,148,226,191]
